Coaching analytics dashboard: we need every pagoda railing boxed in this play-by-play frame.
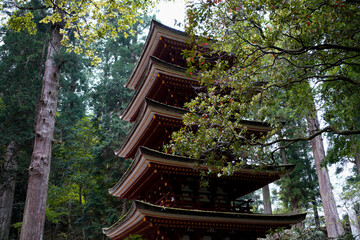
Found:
[155,194,201,209]
[214,199,253,213]
[155,193,253,213]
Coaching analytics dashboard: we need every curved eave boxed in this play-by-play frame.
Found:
[109,146,295,198]
[125,20,189,90]
[103,201,144,239]
[121,56,197,122]
[103,201,306,239]
[115,99,186,159]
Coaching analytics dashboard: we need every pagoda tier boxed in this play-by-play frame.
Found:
[103,201,306,240]
[116,98,186,159]
[110,147,294,213]
[125,21,191,90]
[117,98,273,160]
[121,56,199,123]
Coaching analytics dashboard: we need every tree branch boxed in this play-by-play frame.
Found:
[240,126,360,161]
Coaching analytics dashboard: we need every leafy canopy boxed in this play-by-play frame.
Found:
[167,0,360,172]
[3,0,157,64]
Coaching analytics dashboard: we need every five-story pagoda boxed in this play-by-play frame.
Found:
[103,20,306,240]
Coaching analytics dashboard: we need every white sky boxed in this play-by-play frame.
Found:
[153,0,186,30]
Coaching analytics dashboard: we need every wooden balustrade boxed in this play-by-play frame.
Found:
[154,194,253,213]
[155,193,202,209]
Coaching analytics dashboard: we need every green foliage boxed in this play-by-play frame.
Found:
[7,12,37,34]
[274,139,321,219]
[341,175,360,233]
[267,227,327,240]
[0,11,48,238]
[11,222,22,234]
[3,0,157,64]
[125,234,144,240]
[0,97,4,113]
[322,79,360,168]
[42,18,151,238]
[268,226,359,240]
[342,175,360,203]
[1,0,154,238]
[167,0,360,172]
[0,13,46,146]
[46,185,72,224]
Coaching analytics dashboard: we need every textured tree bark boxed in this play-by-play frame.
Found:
[354,148,360,175]
[312,197,321,229]
[307,115,345,238]
[355,153,360,174]
[262,185,272,214]
[20,24,63,240]
[348,206,360,240]
[0,141,18,240]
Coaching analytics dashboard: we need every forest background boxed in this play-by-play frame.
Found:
[0,0,359,239]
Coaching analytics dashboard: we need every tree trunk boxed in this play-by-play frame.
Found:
[20,24,63,240]
[354,147,360,175]
[262,185,272,214]
[307,115,345,238]
[0,141,18,240]
[312,197,321,229]
[355,152,360,175]
[348,206,360,240]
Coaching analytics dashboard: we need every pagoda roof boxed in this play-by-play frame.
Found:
[125,20,189,90]
[115,98,186,159]
[117,97,273,159]
[121,56,197,122]
[103,200,306,240]
[109,146,295,199]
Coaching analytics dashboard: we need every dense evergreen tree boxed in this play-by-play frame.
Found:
[2,0,154,238]
[0,9,153,238]
[40,18,152,239]
[0,12,47,238]
[275,140,322,227]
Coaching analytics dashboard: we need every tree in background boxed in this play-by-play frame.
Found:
[167,0,360,237]
[86,16,153,231]
[2,0,155,238]
[42,17,152,239]
[0,12,47,238]
[44,47,91,239]
[275,139,322,228]
[323,76,360,174]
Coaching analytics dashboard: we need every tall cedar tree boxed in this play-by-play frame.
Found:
[0,11,47,238]
[43,18,150,239]
[276,139,321,228]
[45,50,89,239]
[2,0,155,238]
